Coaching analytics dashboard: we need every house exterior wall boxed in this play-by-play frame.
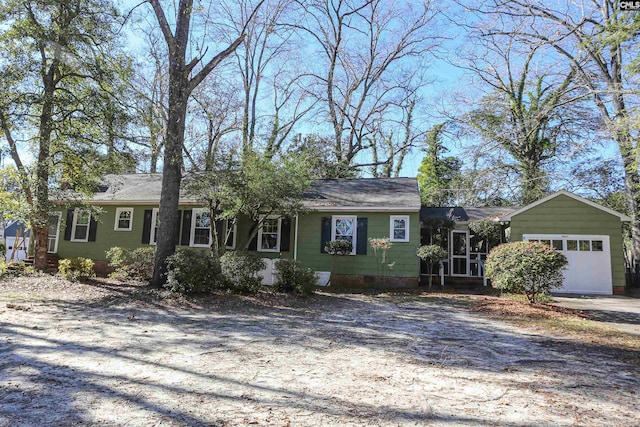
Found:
[56,205,160,260]
[56,204,298,260]
[55,205,420,285]
[295,211,420,279]
[509,194,626,289]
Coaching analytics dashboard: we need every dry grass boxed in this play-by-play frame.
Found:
[469,294,640,358]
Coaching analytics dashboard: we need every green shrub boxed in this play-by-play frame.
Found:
[106,246,155,282]
[165,248,222,294]
[469,218,502,250]
[274,259,316,295]
[485,241,568,303]
[416,245,448,288]
[59,257,95,281]
[324,239,352,255]
[0,262,45,278]
[220,251,265,294]
[0,242,6,259]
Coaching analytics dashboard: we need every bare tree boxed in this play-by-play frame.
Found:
[184,75,243,171]
[466,0,640,277]
[294,0,442,170]
[146,0,264,287]
[459,34,595,204]
[226,0,314,158]
[369,98,423,177]
[129,27,169,173]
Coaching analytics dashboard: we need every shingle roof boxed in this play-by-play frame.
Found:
[4,220,30,237]
[303,178,421,209]
[90,174,197,203]
[420,206,518,222]
[91,174,421,210]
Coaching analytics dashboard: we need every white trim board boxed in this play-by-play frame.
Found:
[499,190,631,222]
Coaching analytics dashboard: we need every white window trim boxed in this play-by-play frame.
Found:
[190,208,212,248]
[114,207,134,231]
[331,215,357,255]
[257,216,281,253]
[225,219,237,250]
[70,208,91,243]
[149,208,159,246]
[390,215,410,242]
[48,211,62,253]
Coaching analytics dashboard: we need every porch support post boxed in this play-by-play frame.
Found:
[293,214,299,260]
[439,261,444,287]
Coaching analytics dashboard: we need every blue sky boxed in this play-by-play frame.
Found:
[1,0,625,199]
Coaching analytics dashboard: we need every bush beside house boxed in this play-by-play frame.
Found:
[485,241,568,303]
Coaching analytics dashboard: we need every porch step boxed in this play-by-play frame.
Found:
[22,255,60,270]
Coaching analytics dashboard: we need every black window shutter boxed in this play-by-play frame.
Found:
[215,220,224,248]
[88,216,98,242]
[248,222,258,250]
[175,210,182,242]
[141,209,153,244]
[320,217,331,253]
[63,209,74,241]
[181,209,192,245]
[280,218,291,252]
[356,217,367,255]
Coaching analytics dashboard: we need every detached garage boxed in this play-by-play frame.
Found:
[499,191,631,295]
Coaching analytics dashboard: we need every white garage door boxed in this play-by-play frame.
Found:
[523,234,612,295]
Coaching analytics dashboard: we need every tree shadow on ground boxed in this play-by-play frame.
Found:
[0,290,638,425]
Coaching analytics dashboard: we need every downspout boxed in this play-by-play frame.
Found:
[294,214,299,260]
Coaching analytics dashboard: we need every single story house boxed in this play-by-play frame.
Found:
[49,174,630,294]
[51,174,422,287]
[421,191,631,295]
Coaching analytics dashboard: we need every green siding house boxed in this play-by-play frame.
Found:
[421,191,631,295]
[52,175,422,288]
[500,191,631,295]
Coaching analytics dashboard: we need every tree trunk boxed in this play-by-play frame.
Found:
[33,62,57,270]
[520,163,546,205]
[151,75,189,287]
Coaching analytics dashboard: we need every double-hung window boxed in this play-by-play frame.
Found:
[114,208,133,231]
[71,209,91,242]
[331,215,357,254]
[258,217,280,252]
[390,215,409,242]
[191,208,211,247]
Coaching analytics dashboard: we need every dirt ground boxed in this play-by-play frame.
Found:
[0,276,639,426]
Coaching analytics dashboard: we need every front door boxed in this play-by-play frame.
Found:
[451,230,469,276]
[47,212,61,253]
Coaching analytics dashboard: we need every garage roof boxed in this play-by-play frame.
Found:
[498,190,632,222]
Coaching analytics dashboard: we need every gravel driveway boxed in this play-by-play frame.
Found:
[0,279,639,426]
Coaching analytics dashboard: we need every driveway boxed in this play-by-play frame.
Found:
[0,277,639,426]
[552,295,640,336]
